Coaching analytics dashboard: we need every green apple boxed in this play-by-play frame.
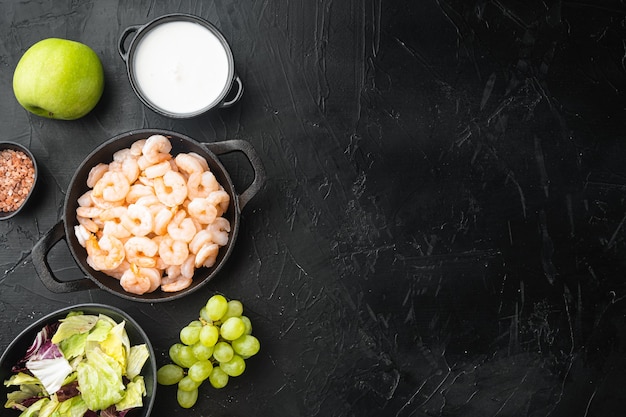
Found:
[13,38,104,120]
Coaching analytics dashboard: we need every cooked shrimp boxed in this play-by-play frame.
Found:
[187,198,218,225]
[86,163,109,189]
[154,171,187,207]
[121,203,154,236]
[121,157,140,184]
[120,264,161,295]
[166,264,182,281]
[209,217,231,246]
[90,193,124,209]
[130,139,147,156]
[187,171,220,199]
[124,236,159,268]
[167,210,197,242]
[92,171,131,202]
[102,221,131,240]
[102,260,131,280]
[161,275,193,292]
[78,190,95,208]
[113,148,134,162]
[126,184,155,204]
[158,236,189,266]
[77,216,100,234]
[188,152,210,171]
[144,160,172,179]
[189,230,213,255]
[74,224,91,247]
[135,195,161,208]
[181,254,195,279]
[153,206,175,235]
[207,189,230,216]
[85,234,125,271]
[100,206,128,221]
[76,206,103,219]
[100,207,129,239]
[142,135,172,164]
[195,243,219,268]
[175,153,204,176]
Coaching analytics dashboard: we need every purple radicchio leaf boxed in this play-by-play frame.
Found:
[55,381,80,402]
[11,322,59,373]
[100,405,118,417]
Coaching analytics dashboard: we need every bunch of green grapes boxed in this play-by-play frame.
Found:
[157,294,261,408]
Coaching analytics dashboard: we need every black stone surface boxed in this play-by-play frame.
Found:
[1,1,625,416]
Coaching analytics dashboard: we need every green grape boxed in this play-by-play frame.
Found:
[199,324,219,347]
[157,364,185,385]
[192,341,214,361]
[241,315,253,335]
[188,359,213,382]
[178,345,198,368]
[220,317,246,341]
[177,387,198,408]
[220,354,246,377]
[180,325,201,345]
[169,343,185,367]
[208,366,229,389]
[232,334,261,358]
[178,375,201,392]
[222,300,244,320]
[205,294,228,321]
[199,306,211,323]
[212,341,234,363]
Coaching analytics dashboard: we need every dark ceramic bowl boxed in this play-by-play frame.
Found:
[0,141,38,220]
[0,303,157,417]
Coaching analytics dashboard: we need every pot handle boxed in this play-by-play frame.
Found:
[118,25,142,61]
[31,221,98,293]
[204,140,266,210]
[219,76,244,109]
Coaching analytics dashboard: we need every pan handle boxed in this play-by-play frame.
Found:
[31,221,98,293]
[203,140,266,210]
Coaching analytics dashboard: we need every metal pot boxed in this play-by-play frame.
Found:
[118,13,244,118]
[32,129,265,302]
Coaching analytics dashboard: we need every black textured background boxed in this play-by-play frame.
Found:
[1,1,626,416]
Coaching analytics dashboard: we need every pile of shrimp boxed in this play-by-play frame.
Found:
[73,134,231,295]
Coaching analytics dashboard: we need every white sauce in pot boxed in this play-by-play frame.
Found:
[132,20,232,115]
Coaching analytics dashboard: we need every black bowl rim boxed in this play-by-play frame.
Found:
[0,303,157,416]
[0,141,38,220]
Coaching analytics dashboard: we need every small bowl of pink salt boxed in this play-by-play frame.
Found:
[0,142,37,220]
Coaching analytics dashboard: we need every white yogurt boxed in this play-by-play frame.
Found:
[132,20,231,115]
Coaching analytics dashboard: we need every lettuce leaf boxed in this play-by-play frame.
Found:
[76,346,125,410]
[59,331,88,360]
[4,384,42,410]
[4,372,42,387]
[115,376,146,411]
[126,344,149,379]
[17,397,48,417]
[55,395,89,417]
[51,314,99,344]
[98,321,129,370]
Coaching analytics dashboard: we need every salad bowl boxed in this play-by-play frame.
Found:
[0,303,157,416]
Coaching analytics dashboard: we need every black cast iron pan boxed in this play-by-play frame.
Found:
[31,129,265,302]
